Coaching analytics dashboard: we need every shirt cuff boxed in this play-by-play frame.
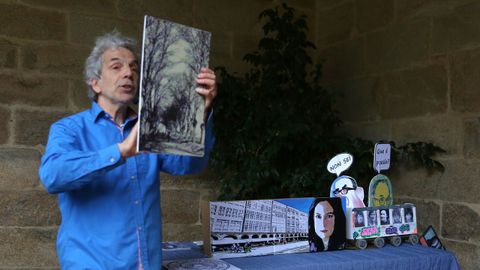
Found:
[98,144,122,168]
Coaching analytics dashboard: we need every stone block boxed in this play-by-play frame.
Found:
[0,107,10,144]
[0,227,57,268]
[0,74,68,107]
[317,0,347,10]
[22,44,90,76]
[356,0,394,33]
[70,79,91,111]
[162,223,203,242]
[0,190,60,226]
[380,64,447,119]
[391,115,459,154]
[443,240,480,270]
[393,198,440,233]
[145,0,194,26]
[316,1,354,46]
[442,203,480,242]
[330,76,382,122]
[15,110,69,146]
[116,0,144,19]
[0,38,16,69]
[193,0,268,34]
[365,18,429,72]
[69,14,142,45]
[392,159,480,204]
[432,2,480,54]
[161,189,200,224]
[451,47,480,113]
[161,171,218,190]
[463,118,480,159]
[395,0,450,20]
[0,3,66,41]
[0,148,42,190]
[435,160,480,204]
[339,121,391,142]
[318,38,365,82]
[389,165,442,201]
[210,31,234,62]
[21,0,116,15]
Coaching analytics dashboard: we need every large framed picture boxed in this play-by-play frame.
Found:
[137,15,211,156]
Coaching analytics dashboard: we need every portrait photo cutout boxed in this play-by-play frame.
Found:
[308,197,346,252]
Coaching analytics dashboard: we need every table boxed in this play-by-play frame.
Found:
[162,243,460,270]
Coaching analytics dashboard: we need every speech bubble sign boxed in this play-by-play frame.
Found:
[373,143,391,173]
[327,153,354,176]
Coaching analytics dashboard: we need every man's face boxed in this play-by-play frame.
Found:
[92,47,139,107]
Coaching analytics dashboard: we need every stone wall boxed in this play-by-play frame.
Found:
[0,0,312,268]
[0,0,477,269]
[316,0,480,269]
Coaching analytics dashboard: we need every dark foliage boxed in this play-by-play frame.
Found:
[211,4,445,200]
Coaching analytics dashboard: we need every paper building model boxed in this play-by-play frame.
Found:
[203,197,346,259]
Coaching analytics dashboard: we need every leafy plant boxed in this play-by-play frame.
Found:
[211,3,445,200]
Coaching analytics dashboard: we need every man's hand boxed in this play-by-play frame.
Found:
[195,68,217,117]
[118,122,139,159]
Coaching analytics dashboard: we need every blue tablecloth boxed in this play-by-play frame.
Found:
[162,243,460,270]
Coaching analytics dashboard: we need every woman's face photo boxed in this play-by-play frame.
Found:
[314,201,335,239]
[380,210,388,223]
[369,210,377,225]
[405,208,413,222]
[357,212,364,223]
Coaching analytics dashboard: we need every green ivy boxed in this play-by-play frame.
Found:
[211,3,445,200]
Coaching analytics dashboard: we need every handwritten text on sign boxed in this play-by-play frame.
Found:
[374,143,391,173]
[327,153,353,176]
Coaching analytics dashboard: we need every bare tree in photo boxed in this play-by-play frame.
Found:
[141,17,177,141]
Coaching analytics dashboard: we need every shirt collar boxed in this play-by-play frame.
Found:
[89,102,138,124]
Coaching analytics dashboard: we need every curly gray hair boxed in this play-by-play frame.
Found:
[84,31,138,102]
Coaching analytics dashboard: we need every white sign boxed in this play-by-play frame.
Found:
[327,153,353,176]
[374,143,391,173]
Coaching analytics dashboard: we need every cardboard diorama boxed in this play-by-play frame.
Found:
[202,197,346,259]
[327,148,418,248]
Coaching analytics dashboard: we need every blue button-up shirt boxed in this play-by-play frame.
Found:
[39,102,214,269]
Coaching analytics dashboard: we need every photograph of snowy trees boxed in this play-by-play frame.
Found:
[138,15,211,156]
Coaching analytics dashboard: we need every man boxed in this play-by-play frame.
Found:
[38,32,217,269]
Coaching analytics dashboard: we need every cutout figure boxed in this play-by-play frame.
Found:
[368,174,393,207]
[330,176,366,209]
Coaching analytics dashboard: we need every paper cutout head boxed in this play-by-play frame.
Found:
[308,197,346,252]
[368,174,393,207]
[330,175,366,209]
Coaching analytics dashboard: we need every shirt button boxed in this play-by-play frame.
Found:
[134,200,139,205]
[109,157,115,163]
[131,176,136,180]
[138,226,142,231]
